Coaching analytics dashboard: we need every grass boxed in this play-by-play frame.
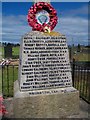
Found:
[0,46,20,59]
[73,53,90,62]
[12,46,20,56]
[1,65,18,97]
[0,46,4,53]
[0,47,4,59]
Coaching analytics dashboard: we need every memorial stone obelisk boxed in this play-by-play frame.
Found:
[14,0,79,118]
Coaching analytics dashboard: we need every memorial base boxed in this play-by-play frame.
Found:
[14,80,79,118]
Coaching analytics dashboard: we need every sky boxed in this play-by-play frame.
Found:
[1,2,89,45]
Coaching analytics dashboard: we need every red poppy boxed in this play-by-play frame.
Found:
[27,2,58,32]
[0,96,8,116]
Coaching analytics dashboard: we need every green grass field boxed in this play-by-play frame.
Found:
[0,46,4,53]
[0,46,20,59]
[12,46,20,56]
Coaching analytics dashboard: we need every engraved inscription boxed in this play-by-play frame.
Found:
[19,32,72,91]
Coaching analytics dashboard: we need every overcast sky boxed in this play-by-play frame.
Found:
[1,2,89,45]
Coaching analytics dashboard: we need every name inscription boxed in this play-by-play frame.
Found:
[19,35,72,91]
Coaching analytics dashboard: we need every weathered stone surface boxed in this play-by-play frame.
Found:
[19,31,72,91]
[14,80,79,118]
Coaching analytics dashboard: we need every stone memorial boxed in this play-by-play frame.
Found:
[14,1,79,118]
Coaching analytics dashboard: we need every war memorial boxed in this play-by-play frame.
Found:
[14,1,79,118]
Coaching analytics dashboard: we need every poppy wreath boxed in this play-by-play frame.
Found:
[27,2,58,32]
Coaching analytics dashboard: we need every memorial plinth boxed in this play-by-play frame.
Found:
[14,31,79,118]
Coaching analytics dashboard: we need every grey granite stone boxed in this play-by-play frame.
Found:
[18,31,72,91]
[14,80,79,118]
